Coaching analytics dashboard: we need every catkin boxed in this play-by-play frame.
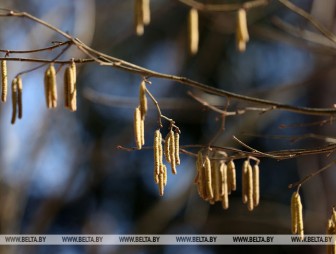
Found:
[188,8,199,55]
[242,160,249,204]
[44,64,57,109]
[154,130,162,177]
[164,132,171,163]
[17,76,23,119]
[64,65,76,111]
[174,132,180,165]
[143,0,150,25]
[227,160,236,192]
[247,163,254,211]
[1,60,7,102]
[204,155,213,200]
[291,192,298,234]
[11,77,17,125]
[140,117,145,146]
[162,164,167,186]
[211,160,220,202]
[135,0,144,36]
[291,191,304,239]
[134,107,142,149]
[221,161,229,209]
[139,80,147,119]
[169,130,176,174]
[253,164,260,207]
[236,9,249,52]
[49,64,57,108]
[71,60,77,84]
[195,151,205,199]
[158,172,164,196]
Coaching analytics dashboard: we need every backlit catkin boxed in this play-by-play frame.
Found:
[291,191,304,239]
[188,8,199,55]
[159,172,164,196]
[164,132,172,163]
[139,80,147,119]
[143,0,150,25]
[227,160,236,192]
[236,9,249,52]
[242,160,249,204]
[64,65,76,111]
[221,161,229,209]
[204,155,213,200]
[17,76,23,119]
[169,130,176,174]
[195,151,205,199]
[154,130,162,177]
[174,132,180,165]
[134,107,142,149]
[247,163,254,211]
[44,64,57,108]
[135,0,144,36]
[10,77,17,124]
[1,60,7,102]
[253,164,260,207]
[211,160,220,202]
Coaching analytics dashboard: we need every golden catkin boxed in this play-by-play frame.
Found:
[135,0,144,36]
[247,163,254,211]
[1,60,7,102]
[158,172,164,196]
[143,0,150,25]
[44,68,51,108]
[204,155,213,200]
[242,160,249,204]
[162,164,167,186]
[139,80,147,119]
[221,161,229,209]
[49,64,57,108]
[154,130,162,177]
[70,63,77,111]
[140,117,145,146]
[169,130,176,174]
[71,60,77,84]
[164,132,171,163]
[17,76,23,119]
[64,66,72,109]
[134,107,142,149]
[195,151,205,199]
[236,9,249,52]
[296,192,304,240]
[227,160,236,191]
[253,164,260,207]
[174,132,180,165]
[211,160,220,202]
[10,77,17,125]
[291,192,298,234]
[188,8,199,55]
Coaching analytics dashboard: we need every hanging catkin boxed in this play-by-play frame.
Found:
[44,64,57,109]
[135,0,144,36]
[221,161,229,209]
[143,0,150,25]
[236,9,249,52]
[188,8,199,55]
[242,160,249,204]
[174,132,180,165]
[134,107,142,149]
[17,76,23,119]
[139,80,147,119]
[246,163,254,211]
[64,64,76,111]
[11,77,17,124]
[253,164,260,207]
[169,130,176,174]
[1,60,7,102]
[204,155,213,200]
[291,191,304,239]
[154,129,162,177]
[227,160,236,192]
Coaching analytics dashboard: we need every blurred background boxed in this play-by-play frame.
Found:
[0,0,335,253]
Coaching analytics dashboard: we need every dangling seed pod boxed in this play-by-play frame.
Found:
[134,107,142,149]
[10,77,18,124]
[17,76,23,119]
[188,8,199,55]
[1,60,7,102]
